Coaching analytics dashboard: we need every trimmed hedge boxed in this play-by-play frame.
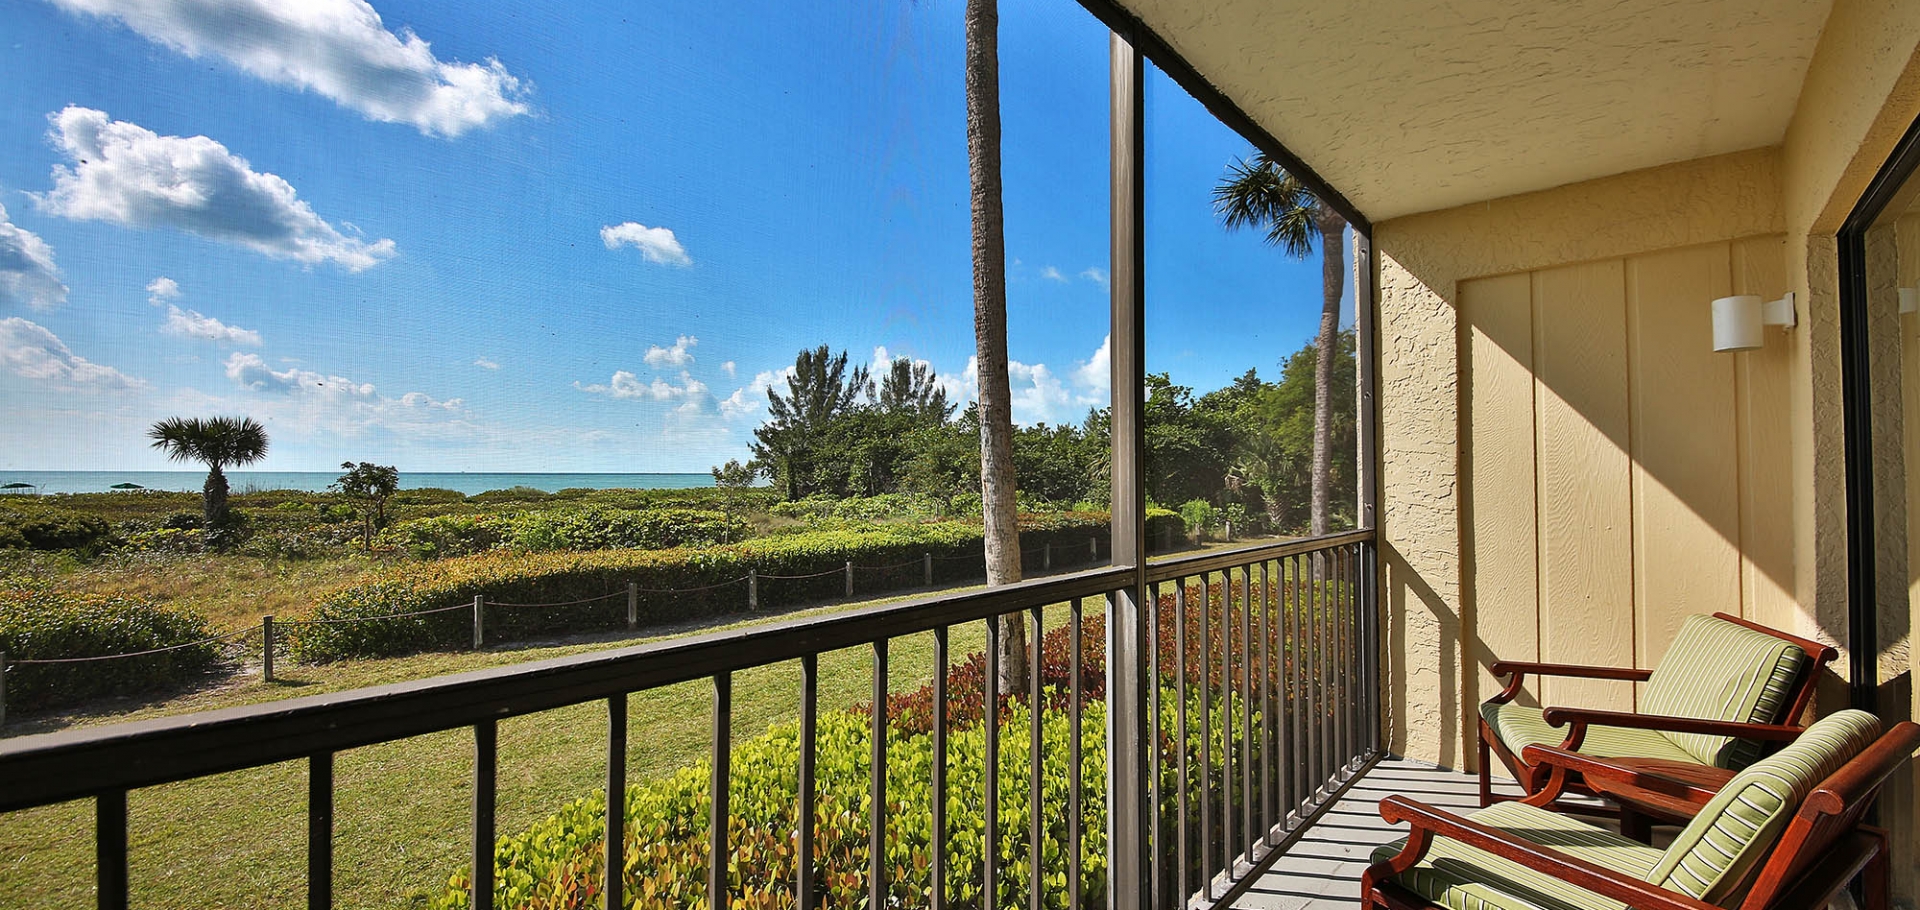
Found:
[0,584,221,711]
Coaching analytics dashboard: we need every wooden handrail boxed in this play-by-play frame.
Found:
[1540,706,1804,740]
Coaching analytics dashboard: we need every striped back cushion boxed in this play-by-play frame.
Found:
[1640,614,1807,768]
[1646,709,1881,905]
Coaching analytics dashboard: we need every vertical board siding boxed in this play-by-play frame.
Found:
[1731,236,1797,635]
[1627,244,1741,693]
[1531,258,1635,710]
[1461,273,1540,709]
[1461,237,1793,742]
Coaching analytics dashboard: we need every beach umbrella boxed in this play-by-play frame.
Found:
[1,483,37,494]
[110,482,146,490]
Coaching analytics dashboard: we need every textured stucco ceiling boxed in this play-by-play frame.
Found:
[1119,0,1833,221]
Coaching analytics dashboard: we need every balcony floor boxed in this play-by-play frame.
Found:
[1231,759,1598,910]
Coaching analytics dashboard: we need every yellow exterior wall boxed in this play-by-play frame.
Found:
[1375,148,1786,768]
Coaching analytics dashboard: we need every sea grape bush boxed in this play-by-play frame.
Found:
[428,703,1110,910]
[0,582,220,710]
[384,508,750,559]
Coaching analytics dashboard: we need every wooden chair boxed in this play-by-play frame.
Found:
[1365,711,1917,910]
[1480,612,1837,810]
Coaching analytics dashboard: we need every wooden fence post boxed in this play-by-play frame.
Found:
[1044,542,1052,571]
[262,615,275,682]
[627,582,638,631]
[748,569,758,610]
[1090,536,1098,561]
[472,595,485,649]
[845,561,854,598]
[1225,519,1232,542]
[923,553,932,587]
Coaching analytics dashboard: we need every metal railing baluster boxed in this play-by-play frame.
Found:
[1239,565,1253,862]
[798,656,818,910]
[1146,582,1163,906]
[709,673,731,910]
[932,628,948,910]
[605,699,625,910]
[97,789,127,910]
[1198,574,1213,899]
[1292,554,1307,817]
[985,615,1000,910]
[1029,606,1044,910]
[1173,578,1190,905]
[870,640,889,910]
[473,720,497,910]
[1259,560,1273,849]
[1220,568,1235,881]
[310,752,334,910]
[1068,599,1083,910]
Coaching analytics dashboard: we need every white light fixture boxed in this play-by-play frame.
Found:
[1901,287,1918,314]
[1712,292,1797,352]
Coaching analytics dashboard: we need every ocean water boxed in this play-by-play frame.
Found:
[0,471,713,496]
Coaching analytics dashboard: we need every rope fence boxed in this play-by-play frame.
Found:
[0,533,1123,722]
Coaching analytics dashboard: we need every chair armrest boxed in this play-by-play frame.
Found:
[1374,796,1719,910]
[1488,661,1652,682]
[1519,745,1717,818]
[1540,706,1804,741]
[1485,662,1651,705]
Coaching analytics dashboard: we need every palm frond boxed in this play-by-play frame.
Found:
[1212,151,1319,258]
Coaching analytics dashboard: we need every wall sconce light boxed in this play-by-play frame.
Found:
[1901,287,1918,314]
[1711,293,1797,352]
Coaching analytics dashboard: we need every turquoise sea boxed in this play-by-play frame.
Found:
[0,471,712,496]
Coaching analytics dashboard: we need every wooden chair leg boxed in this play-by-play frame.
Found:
[1861,841,1888,910]
[1478,734,1494,807]
[1618,807,1651,844]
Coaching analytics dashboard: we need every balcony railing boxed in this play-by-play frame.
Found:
[0,529,1377,910]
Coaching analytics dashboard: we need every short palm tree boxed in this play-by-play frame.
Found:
[147,416,269,528]
[1214,152,1346,536]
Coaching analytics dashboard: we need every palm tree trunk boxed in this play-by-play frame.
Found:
[1310,207,1345,537]
[967,0,1026,694]
[203,463,229,529]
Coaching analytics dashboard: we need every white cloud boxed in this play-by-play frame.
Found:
[145,276,180,304]
[600,222,691,267]
[473,356,500,370]
[49,0,530,137]
[0,317,144,391]
[575,369,712,413]
[642,334,697,368]
[1079,266,1109,287]
[225,351,370,395]
[217,350,474,443]
[0,203,68,310]
[718,366,793,420]
[35,107,396,271]
[162,304,261,346]
[1039,266,1067,283]
[1074,334,1110,398]
[722,360,736,378]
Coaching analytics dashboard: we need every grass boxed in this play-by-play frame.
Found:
[0,587,1041,910]
[47,552,378,629]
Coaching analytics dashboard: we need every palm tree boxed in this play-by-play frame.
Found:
[967,0,1026,691]
[147,416,269,529]
[1213,152,1346,536]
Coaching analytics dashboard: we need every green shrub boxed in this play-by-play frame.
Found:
[771,493,944,523]
[0,584,221,711]
[383,514,509,559]
[428,702,1110,910]
[0,504,113,552]
[1144,508,1183,548]
[503,508,748,552]
[293,511,1159,663]
[1177,500,1215,540]
[119,526,206,554]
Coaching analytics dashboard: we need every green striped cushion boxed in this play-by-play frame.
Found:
[1480,701,1702,765]
[1640,614,1807,768]
[1370,801,1664,910]
[1647,709,1881,905]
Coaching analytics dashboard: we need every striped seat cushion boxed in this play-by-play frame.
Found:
[1480,701,1702,766]
[1647,709,1881,905]
[1370,801,1665,910]
[1639,614,1807,769]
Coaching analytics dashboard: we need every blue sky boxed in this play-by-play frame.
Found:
[0,0,1343,472]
